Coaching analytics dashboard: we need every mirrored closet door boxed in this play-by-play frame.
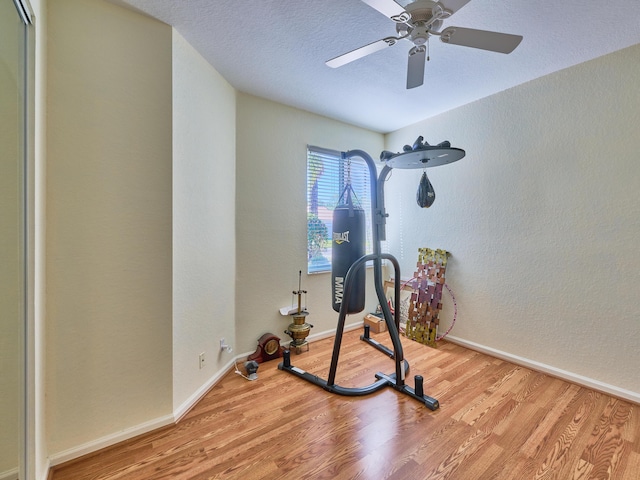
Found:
[1,0,29,478]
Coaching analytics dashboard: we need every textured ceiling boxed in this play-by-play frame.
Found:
[115,0,640,133]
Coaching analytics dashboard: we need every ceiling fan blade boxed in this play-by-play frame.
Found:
[439,0,473,15]
[406,46,426,89]
[439,27,523,53]
[361,0,410,22]
[326,37,400,68]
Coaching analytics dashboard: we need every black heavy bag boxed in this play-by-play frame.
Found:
[331,187,366,313]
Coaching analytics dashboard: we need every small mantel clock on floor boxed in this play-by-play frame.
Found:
[247,333,283,363]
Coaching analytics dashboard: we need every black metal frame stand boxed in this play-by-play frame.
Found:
[278,149,439,410]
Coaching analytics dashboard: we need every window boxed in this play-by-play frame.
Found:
[307,146,372,274]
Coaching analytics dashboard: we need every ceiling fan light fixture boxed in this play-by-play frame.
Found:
[409,25,430,45]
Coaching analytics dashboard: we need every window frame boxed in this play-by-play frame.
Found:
[306,146,372,274]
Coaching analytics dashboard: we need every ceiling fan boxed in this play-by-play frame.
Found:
[326,0,523,89]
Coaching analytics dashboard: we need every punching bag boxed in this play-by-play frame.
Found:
[331,186,366,313]
[417,171,436,208]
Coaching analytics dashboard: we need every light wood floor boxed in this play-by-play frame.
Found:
[50,328,639,479]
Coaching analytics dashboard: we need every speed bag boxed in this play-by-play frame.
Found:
[417,171,436,208]
[331,205,366,313]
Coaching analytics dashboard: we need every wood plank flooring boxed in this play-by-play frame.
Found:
[50,329,639,479]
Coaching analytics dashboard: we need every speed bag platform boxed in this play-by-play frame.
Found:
[332,203,366,313]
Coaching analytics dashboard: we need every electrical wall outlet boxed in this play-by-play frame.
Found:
[220,338,232,353]
[199,352,205,369]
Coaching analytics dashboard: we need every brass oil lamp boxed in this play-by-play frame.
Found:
[284,271,313,353]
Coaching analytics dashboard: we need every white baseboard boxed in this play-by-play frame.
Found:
[45,325,639,473]
[39,458,50,480]
[304,320,364,344]
[0,468,18,480]
[48,413,175,468]
[445,335,640,405]
[175,322,365,423]
[173,357,236,421]
[49,357,238,469]
[47,321,367,470]
[38,318,351,479]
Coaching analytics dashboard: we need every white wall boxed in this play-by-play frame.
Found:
[31,0,48,476]
[235,94,384,354]
[46,0,173,455]
[172,31,237,414]
[0,1,48,477]
[0,1,22,474]
[386,44,640,398]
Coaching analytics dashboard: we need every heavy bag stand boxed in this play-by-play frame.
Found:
[279,145,465,410]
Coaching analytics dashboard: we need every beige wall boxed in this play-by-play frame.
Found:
[235,94,384,354]
[386,44,640,398]
[172,31,237,413]
[46,0,173,455]
[44,0,239,464]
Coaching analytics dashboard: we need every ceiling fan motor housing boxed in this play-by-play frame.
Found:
[396,0,446,45]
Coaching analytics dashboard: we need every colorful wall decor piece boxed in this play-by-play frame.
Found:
[404,248,449,347]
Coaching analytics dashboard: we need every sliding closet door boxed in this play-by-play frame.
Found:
[0,0,28,478]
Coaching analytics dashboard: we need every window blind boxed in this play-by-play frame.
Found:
[307,146,372,274]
